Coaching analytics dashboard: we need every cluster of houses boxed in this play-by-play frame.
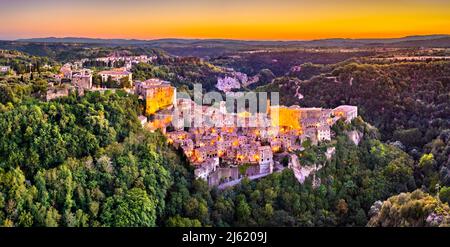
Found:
[36,52,359,188]
[94,54,156,70]
[46,54,145,101]
[271,104,357,144]
[166,126,275,185]
[153,93,358,186]
[58,62,133,87]
[46,63,95,100]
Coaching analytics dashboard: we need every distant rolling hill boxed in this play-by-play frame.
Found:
[14,34,450,48]
[380,37,450,48]
[16,37,149,45]
[1,34,448,60]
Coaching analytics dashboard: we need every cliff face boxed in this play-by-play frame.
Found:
[347,130,363,145]
[289,154,323,185]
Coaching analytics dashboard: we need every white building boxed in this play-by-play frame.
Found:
[138,115,148,127]
[258,146,274,173]
[0,66,10,73]
[333,105,358,123]
[60,63,73,79]
[98,68,132,84]
[317,125,331,141]
[194,157,219,181]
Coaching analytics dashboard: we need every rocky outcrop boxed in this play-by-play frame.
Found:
[289,154,323,184]
[216,71,248,92]
[347,130,363,146]
[216,76,241,92]
[367,190,450,227]
[325,147,336,160]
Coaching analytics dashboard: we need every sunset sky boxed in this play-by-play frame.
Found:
[1,0,449,40]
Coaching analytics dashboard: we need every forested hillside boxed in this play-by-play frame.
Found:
[212,49,375,76]
[0,90,171,226]
[1,78,440,226]
[299,61,450,142]
[132,56,224,92]
[257,61,450,193]
[368,189,450,227]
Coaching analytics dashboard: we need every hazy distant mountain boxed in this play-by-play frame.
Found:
[4,35,449,59]
[16,37,149,45]
[15,34,450,47]
[381,37,450,48]
[15,37,296,46]
[309,34,450,43]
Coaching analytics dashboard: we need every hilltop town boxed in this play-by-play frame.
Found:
[162,97,357,187]
[1,50,360,188]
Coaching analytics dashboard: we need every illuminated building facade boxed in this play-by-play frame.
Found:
[135,79,177,116]
[269,105,302,131]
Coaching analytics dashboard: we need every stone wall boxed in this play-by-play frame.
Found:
[46,87,69,101]
[208,167,239,186]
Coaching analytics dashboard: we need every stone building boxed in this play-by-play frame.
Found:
[98,68,132,84]
[0,65,10,73]
[60,64,73,79]
[194,157,219,181]
[333,105,358,123]
[258,146,274,173]
[135,79,176,115]
[72,69,93,89]
[317,125,331,141]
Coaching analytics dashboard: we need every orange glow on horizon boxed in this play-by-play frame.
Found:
[0,0,449,40]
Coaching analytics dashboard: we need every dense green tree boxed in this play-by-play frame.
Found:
[166,215,202,227]
[439,186,450,205]
[101,188,156,227]
[368,190,450,227]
